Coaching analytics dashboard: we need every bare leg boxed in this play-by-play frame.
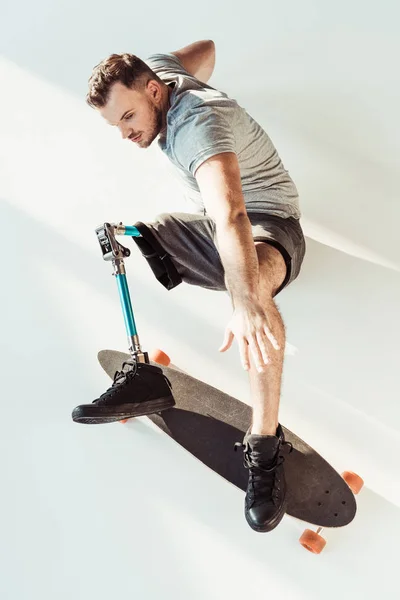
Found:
[248,243,287,436]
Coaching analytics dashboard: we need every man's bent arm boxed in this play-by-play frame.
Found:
[214,214,260,308]
[195,152,260,307]
[171,39,216,83]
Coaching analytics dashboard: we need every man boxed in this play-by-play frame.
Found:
[72,40,306,533]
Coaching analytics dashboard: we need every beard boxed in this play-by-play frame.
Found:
[140,102,164,148]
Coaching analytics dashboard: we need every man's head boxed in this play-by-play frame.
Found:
[87,53,171,148]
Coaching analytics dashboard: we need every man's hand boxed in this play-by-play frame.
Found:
[218,299,280,372]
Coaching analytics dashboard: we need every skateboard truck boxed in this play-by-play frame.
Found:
[95,222,149,365]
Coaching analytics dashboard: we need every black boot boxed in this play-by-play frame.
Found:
[234,424,292,532]
[72,360,175,424]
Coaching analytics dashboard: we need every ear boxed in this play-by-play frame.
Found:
[146,79,163,101]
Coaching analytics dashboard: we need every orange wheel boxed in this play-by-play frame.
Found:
[120,419,128,424]
[299,529,327,554]
[149,348,171,366]
[341,471,364,494]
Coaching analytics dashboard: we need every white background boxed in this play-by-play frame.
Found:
[1,1,399,598]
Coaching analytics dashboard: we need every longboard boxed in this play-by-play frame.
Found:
[98,349,358,530]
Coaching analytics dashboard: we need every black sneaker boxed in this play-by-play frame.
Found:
[72,360,175,424]
[234,424,293,532]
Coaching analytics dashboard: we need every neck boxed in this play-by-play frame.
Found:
[161,83,173,133]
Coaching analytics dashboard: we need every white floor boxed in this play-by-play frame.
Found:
[1,2,400,597]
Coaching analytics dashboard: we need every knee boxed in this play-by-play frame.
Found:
[256,243,287,292]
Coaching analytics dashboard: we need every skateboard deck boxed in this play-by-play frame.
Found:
[98,349,357,528]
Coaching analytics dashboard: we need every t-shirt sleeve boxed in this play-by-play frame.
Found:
[144,53,191,78]
[172,106,236,177]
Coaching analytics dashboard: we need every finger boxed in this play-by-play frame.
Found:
[256,330,270,365]
[263,323,280,351]
[239,337,250,371]
[219,328,234,352]
[248,334,265,372]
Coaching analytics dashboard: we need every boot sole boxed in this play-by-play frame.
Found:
[72,396,175,424]
[245,499,287,533]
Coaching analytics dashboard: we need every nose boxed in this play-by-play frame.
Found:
[119,126,131,140]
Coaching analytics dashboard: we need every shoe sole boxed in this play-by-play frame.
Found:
[72,396,175,424]
[245,499,287,533]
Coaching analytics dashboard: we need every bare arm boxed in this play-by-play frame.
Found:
[195,152,280,370]
[171,39,216,83]
[194,152,259,307]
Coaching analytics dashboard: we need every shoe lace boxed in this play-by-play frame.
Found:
[234,439,293,503]
[95,360,138,403]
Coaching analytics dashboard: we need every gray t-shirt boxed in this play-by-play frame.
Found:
[145,53,300,219]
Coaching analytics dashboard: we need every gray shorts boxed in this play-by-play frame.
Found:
[133,210,306,297]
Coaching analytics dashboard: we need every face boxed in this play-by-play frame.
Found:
[99,80,166,148]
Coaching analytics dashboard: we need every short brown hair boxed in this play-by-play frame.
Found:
[86,53,162,108]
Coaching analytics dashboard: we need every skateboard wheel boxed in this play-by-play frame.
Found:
[149,349,171,366]
[341,471,364,495]
[120,419,128,424]
[299,529,327,554]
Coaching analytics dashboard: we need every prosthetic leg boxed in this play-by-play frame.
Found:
[71,222,177,424]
